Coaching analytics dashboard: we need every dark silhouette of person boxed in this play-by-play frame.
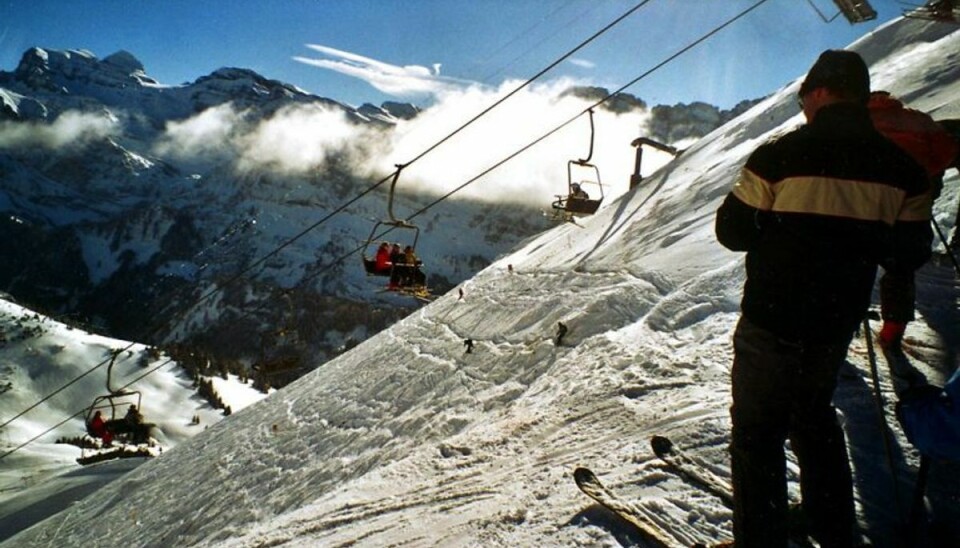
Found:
[388,243,404,289]
[716,50,928,547]
[125,405,149,444]
[463,339,474,354]
[570,183,589,200]
[556,322,568,346]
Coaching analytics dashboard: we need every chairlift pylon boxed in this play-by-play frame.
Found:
[550,109,604,221]
[629,136,682,190]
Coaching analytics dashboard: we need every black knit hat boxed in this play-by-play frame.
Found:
[799,50,870,103]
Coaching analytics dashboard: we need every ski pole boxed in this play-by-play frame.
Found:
[862,315,906,523]
[908,455,931,534]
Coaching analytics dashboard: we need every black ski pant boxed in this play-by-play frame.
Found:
[879,268,916,324]
[730,317,855,548]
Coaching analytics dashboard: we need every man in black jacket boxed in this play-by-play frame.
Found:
[715,50,929,548]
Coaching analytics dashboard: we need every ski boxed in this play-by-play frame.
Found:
[650,436,734,509]
[650,435,816,548]
[573,467,713,548]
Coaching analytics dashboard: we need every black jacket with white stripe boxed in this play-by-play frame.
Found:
[716,102,929,344]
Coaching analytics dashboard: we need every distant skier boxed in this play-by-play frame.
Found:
[463,338,474,354]
[555,322,568,346]
[458,288,464,301]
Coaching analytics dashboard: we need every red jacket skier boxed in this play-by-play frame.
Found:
[868,91,960,349]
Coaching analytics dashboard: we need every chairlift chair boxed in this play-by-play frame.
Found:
[360,165,431,300]
[552,160,604,216]
[361,165,422,276]
[82,351,148,445]
[833,0,878,22]
[362,220,420,276]
[550,109,605,220]
[902,0,960,23]
[806,0,878,23]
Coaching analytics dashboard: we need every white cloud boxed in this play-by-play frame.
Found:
[568,58,596,69]
[0,111,118,149]
[152,102,387,176]
[152,103,243,160]
[371,78,657,207]
[148,79,665,210]
[236,103,386,174]
[294,44,473,99]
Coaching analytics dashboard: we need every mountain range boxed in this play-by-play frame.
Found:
[0,47,754,386]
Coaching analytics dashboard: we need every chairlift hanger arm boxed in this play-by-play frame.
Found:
[386,163,408,225]
[577,109,596,165]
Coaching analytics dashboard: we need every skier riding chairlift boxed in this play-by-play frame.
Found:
[360,166,432,301]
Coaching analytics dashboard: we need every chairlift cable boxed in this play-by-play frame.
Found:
[402,0,655,169]
[479,0,602,84]
[0,0,654,452]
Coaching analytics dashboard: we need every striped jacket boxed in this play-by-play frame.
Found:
[716,103,929,344]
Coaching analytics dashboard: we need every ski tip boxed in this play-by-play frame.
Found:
[650,435,673,457]
[573,466,596,485]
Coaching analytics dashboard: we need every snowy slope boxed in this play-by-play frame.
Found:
[5,17,960,548]
[0,296,270,540]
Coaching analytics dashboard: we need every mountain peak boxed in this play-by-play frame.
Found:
[12,47,157,91]
[102,49,146,75]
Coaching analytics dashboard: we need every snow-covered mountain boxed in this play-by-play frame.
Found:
[3,16,957,548]
[0,46,752,387]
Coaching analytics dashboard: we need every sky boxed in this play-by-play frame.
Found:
[0,0,919,110]
[1,16,959,547]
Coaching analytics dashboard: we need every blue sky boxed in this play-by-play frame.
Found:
[0,0,913,109]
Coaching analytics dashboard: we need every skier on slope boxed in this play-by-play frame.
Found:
[715,50,929,548]
[867,91,959,351]
[555,322,568,346]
